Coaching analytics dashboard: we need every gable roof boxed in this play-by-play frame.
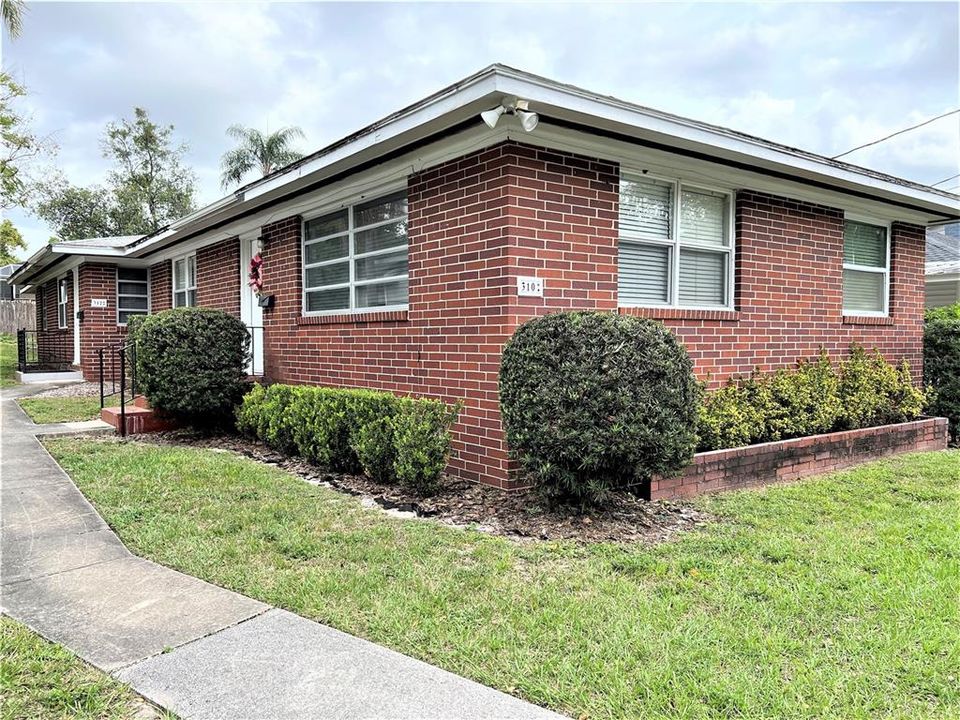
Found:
[11,64,960,288]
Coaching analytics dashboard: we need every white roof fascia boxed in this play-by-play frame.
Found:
[491,68,958,218]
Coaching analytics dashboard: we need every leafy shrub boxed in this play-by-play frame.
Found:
[130,308,250,424]
[697,378,766,451]
[391,398,461,494]
[926,301,960,323]
[698,346,929,451]
[499,311,700,503]
[236,383,301,454]
[836,346,927,430]
[353,416,397,484]
[236,383,461,493]
[925,307,960,441]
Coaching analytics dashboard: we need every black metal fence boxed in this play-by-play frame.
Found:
[16,328,73,372]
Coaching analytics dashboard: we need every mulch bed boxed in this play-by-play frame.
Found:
[127,430,713,545]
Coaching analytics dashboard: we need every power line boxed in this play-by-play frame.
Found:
[832,108,960,160]
[929,172,960,188]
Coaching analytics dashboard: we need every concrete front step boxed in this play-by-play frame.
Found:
[15,370,85,384]
[101,401,178,435]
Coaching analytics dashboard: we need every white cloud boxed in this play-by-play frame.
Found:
[2,1,957,255]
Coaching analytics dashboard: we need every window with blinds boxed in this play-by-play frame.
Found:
[842,220,888,315]
[173,254,197,307]
[117,268,149,325]
[618,175,732,309]
[303,191,408,314]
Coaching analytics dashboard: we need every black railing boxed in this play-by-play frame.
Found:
[98,340,138,438]
[16,328,73,372]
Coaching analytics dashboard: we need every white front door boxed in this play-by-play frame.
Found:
[239,235,264,376]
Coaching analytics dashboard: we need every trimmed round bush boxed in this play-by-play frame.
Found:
[499,311,700,502]
[130,308,250,423]
[925,304,960,442]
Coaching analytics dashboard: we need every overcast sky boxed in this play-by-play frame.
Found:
[4,1,959,254]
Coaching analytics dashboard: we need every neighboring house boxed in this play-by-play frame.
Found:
[10,65,960,488]
[926,226,960,308]
[0,263,36,335]
[0,263,24,300]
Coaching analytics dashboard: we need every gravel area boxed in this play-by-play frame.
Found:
[128,430,712,545]
[31,382,103,398]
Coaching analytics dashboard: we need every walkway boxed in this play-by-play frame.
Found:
[1,385,562,719]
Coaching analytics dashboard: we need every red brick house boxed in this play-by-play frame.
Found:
[12,65,959,488]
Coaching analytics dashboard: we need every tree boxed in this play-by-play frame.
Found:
[103,107,196,231]
[220,124,305,189]
[2,0,25,38]
[35,107,197,241]
[0,219,26,264]
[1,72,52,210]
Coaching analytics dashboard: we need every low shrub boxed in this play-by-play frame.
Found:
[697,378,765,451]
[129,308,250,424]
[836,346,927,430]
[391,398,461,494]
[697,346,929,451]
[236,383,461,493]
[499,311,700,503]
[925,303,960,441]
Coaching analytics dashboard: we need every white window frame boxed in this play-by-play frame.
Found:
[116,267,150,326]
[57,277,69,329]
[172,253,197,308]
[301,190,408,317]
[842,215,891,318]
[618,171,736,311]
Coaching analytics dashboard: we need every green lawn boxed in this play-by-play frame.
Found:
[45,437,960,720]
[18,395,117,424]
[0,617,160,719]
[0,333,16,387]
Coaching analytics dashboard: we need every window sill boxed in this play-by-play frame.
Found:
[297,309,409,326]
[619,306,740,322]
[842,315,893,326]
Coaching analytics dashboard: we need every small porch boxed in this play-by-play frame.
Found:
[15,329,84,383]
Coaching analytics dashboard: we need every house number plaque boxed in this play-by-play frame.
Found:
[516,276,544,297]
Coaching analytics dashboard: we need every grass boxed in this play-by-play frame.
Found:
[45,437,960,720]
[0,333,16,387]
[0,616,157,719]
[18,395,117,424]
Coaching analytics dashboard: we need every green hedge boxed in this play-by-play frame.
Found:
[237,384,461,494]
[128,308,250,424]
[499,311,700,503]
[925,302,960,442]
[698,346,929,451]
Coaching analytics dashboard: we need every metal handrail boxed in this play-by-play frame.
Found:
[16,328,72,372]
[98,339,137,438]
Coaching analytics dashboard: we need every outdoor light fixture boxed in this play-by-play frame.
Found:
[480,98,539,132]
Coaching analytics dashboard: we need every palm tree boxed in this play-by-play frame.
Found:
[219,125,306,189]
[2,0,25,37]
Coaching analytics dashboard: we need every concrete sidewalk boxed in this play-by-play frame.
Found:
[1,387,563,719]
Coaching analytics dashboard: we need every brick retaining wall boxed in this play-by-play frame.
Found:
[648,417,950,500]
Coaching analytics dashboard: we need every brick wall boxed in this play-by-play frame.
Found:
[254,141,928,488]
[33,275,74,367]
[77,263,124,380]
[150,260,172,312]
[622,191,926,387]
[649,417,949,499]
[197,237,240,316]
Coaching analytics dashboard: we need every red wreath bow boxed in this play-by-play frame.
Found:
[248,252,264,296]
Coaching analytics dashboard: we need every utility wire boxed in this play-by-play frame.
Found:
[929,172,960,188]
[832,108,960,159]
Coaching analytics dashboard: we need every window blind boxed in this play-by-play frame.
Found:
[619,177,672,240]
[843,221,886,267]
[680,188,728,247]
[619,241,670,304]
[679,249,727,306]
[117,268,148,325]
[843,269,884,313]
